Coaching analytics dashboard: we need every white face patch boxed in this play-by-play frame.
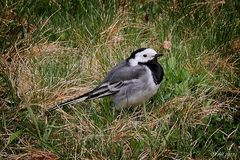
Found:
[129,48,158,66]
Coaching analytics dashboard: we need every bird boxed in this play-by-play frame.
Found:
[47,48,164,112]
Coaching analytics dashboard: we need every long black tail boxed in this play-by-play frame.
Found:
[47,93,89,112]
[46,82,122,113]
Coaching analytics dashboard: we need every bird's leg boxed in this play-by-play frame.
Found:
[143,103,148,121]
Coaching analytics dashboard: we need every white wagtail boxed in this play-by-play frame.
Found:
[48,48,164,112]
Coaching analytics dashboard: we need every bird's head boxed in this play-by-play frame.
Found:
[127,48,163,66]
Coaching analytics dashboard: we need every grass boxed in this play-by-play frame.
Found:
[1,0,240,159]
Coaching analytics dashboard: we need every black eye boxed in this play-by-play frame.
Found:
[143,54,147,57]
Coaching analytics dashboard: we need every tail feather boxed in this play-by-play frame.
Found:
[47,93,89,112]
[47,82,121,113]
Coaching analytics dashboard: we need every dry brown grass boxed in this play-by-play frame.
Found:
[203,54,237,73]
[6,41,105,109]
[1,1,239,159]
[8,149,59,160]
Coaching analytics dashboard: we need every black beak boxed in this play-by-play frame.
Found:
[155,53,163,58]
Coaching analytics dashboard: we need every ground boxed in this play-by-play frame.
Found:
[0,1,239,159]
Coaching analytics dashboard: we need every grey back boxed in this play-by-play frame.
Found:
[103,61,147,83]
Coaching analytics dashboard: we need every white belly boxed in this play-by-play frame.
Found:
[125,84,159,104]
[113,66,160,110]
